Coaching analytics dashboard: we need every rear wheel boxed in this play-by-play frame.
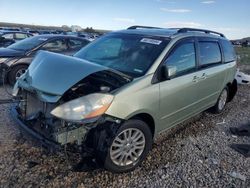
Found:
[8,65,28,85]
[98,119,152,173]
[211,87,228,114]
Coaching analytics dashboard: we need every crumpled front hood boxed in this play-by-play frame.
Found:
[19,51,108,97]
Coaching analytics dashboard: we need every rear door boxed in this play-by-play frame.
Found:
[158,38,200,131]
[194,37,227,110]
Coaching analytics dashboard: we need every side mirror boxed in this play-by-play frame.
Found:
[162,65,177,79]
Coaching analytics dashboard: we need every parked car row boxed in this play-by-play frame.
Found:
[231,40,250,47]
[0,30,33,47]
[0,34,90,84]
[0,27,101,48]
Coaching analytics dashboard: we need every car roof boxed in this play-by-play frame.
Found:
[117,28,178,38]
[31,34,88,41]
[114,26,227,40]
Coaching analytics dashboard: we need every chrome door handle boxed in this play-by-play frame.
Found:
[192,76,199,82]
[200,73,207,80]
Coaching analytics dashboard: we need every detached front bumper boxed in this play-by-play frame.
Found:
[11,104,123,152]
[11,106,61,149]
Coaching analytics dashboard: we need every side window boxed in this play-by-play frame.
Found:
[2,33,14,39]
[41,39,67,52]
[15,33,28,40]
[68,39,88,50]
[165,42,196,76]
[199,42,222,66]
[221,40,236,63]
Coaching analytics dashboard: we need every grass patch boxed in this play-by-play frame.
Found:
[235,47,250,64]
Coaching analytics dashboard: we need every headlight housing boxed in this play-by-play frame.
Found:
[50,93,114,121]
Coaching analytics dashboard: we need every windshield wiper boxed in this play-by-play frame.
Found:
[110,69,133,82]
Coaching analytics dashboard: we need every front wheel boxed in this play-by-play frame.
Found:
[99,119,152,173]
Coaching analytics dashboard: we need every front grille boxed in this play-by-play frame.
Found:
[19,91,55,119]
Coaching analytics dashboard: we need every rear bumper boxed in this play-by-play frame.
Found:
[11,106,62,150]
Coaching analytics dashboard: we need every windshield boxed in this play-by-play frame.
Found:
[74,33,169,77]
[7,36,49,51]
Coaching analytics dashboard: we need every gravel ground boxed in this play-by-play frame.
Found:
[0,69,250,187]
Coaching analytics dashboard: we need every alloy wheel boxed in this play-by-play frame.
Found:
[110,128,146,166]
[15,68,27,80]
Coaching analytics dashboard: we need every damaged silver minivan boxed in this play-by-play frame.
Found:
[12,26,237,172]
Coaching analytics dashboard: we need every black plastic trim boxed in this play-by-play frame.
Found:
[11,106,62,150]
[178,28,225,38]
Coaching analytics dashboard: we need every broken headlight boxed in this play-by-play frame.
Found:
[50,93,114,121]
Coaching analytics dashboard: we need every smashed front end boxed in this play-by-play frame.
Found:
[14,89,91,146]
[12,51,130,149]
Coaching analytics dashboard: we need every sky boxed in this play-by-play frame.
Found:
[0,0,249,39]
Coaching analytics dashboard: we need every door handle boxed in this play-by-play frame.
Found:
[192,76,199,82]
[200,73,207,80]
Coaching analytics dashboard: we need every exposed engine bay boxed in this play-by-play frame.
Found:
[62,70,131,102]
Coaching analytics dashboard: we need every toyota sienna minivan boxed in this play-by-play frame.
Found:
[12,26,237,173]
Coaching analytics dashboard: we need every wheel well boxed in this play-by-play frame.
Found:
[7,63,29,84]
[9,63,29,70]
[7,63,29,75]
[226,79,237,102]
[129,113,155,137]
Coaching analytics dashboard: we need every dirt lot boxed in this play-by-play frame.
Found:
[0,69,250,187]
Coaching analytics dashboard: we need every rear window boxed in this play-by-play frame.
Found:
[15,33,28,40]
[199,41,222,66]
[221,40,236,63]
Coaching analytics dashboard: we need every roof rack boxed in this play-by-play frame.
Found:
[127,25,162,30]
[177,28,225,37]
[126,25,225,38]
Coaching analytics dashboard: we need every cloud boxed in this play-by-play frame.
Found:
[113,17,135,23]
[160,8,191,13]
[201,1,215,4]
[164,21,203,28]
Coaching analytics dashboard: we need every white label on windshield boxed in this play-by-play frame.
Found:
[134,69,143,73]
[140,38,162,45]
[38,38,48,41]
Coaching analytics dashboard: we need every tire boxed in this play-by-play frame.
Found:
[97,119,152,173]
[210,87,229,114]
[8,65,28,85]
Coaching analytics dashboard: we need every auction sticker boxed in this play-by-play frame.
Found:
[140,38,162,45]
